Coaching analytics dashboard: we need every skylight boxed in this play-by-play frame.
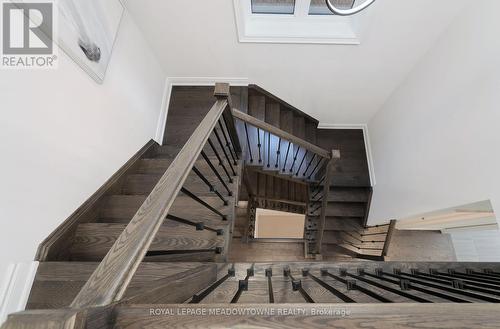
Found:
[251,0,296,14]
[235,0,360,44]
[309,0,355,15]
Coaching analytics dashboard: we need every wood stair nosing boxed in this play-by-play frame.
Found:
[246,94,266,165]
[263,101,281,169]
[291,115,307,176]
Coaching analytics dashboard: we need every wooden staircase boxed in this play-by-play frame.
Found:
[229,85,388,259]
[38,141,240,264]
[4,84,499,329]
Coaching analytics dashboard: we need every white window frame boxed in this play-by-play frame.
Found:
[234,0,360,44]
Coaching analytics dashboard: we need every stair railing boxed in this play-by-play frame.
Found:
[335,220,397,261]
[233,109,338,247]
[1,83,241,328]
[232,109,331,182]
[68,83,240,309]
[306,150,340,258]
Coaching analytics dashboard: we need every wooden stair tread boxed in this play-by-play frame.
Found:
[306,217,363,231]
[154,144,182,158]
[325,187,370,203]
[324,202,366,217]
[336,243,383,256]
[26,262,216,310]
[136,157,232,174]
[70,222,223,261]
[99,195,231,228]
[123,168,235,196]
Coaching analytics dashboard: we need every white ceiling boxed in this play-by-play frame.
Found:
[124,0,467,124]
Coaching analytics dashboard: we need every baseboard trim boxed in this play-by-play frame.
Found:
[0,262,39,325]
[317,123,376,186]
[154,77,250,144]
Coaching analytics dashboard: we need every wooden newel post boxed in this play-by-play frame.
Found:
[315,149,340,256]
[214,83,242,153]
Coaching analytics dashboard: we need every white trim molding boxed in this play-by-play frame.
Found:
[154,77,250,144]
[317,123,376,186]
[0,262,39,325]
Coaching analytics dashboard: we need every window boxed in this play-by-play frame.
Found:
[234,0,360,44]
[309,0,355,15]
[251,0,296,14]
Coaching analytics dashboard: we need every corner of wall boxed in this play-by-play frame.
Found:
[317,123,376,187]
[154,77,172,145]
[0,262,39,325]
[154,77,250,145]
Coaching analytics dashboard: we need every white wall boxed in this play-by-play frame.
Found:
[0,11,165,276]
[368,0,500,225]
[124,0,466,124]
[0,262,38,324]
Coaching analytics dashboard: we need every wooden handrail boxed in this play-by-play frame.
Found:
[70,84,234,308]
[381,220,397,258]
[232,108,331,159]
[315,150,340,255]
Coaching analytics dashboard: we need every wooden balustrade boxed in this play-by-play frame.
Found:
[70,83,237,309]
[232,108,331,159]
[314,150,340,256]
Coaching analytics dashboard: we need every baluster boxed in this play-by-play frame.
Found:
[275,138,281,168]
[289,146,301,173]
[221,114,240,160]
[302,269,355,302]
[201,151,232,196]
[267,132,271,168]
[219,121,238,165]
[207,138,233,183]
[323,269,392,303]
[404,269,500,297]
[310,201,322,214]
[366,269,469,303]
[213,127,236,176]
[192,166,228,205]
[346,269,431,303]
[146,247,223,258]
[303,154,316,177]
[282,142,291,172]
[257,128,262,163]
[296,150,309,176]
[266,268,275,303]
[284,267,314,303]
[244,123,253,163]
[391,269,499,302]
[190,267,235,303]
[167,214,224,236]
[313,175,326,192]
[231,267,254,304]
[308,158,324,180]
[181,187,228,221]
